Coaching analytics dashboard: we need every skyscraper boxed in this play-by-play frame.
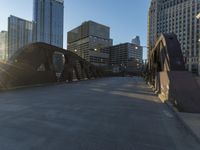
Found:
[148,0,200,74]
[67,21,113,63]
[132,36,141,46]
[8,15,33,59]
[33,0,64,48]
[0,31,8,61]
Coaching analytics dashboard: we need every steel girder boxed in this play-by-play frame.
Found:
[147,33,200,113]
[0,42,104,89]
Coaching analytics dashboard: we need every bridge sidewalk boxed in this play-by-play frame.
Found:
[175,76,200,143]
[164,101,200,143]
[157,74,200,144]
[178,112,200,142]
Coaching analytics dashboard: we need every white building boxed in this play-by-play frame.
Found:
[148,0,200,74]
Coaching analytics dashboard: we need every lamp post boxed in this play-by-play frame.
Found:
[196,13,200,76]
[134,45,150,71]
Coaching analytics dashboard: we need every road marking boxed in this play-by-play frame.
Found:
[163,110,174,118]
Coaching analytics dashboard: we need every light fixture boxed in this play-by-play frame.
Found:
[196,13,200,19]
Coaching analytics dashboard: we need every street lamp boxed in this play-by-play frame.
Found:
[196,13,200,19]
[196,13,200,75]
[133,44,150,68]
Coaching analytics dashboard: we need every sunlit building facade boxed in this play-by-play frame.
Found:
[148,0,200,74]
[67,21,113,65]
[8,15,33,59]
[33,0,64,48]
[0,31,8,61]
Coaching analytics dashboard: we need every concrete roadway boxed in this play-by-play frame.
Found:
[0,77,199,150]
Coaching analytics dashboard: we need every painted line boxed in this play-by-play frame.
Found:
[163,110,174,118]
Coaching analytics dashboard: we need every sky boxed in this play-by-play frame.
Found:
[0,0,150,59]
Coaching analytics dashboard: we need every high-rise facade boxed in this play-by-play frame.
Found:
[148,0,200,74]
[8,15,33,59]
[33,0,64,48]
[102,43,143,67]
[132,36,141,46]
[67,21,113,64]
[0,31,8,61]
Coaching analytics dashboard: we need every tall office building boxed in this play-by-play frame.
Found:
[132,36,141,46]
[67,21,113,65]
[0,31,8,61]
[148,0,200,74]
[102,43,143,69]
[33,0,64,48]
[8,15,33,59]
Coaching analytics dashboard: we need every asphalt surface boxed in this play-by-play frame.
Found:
[0,77,199,150]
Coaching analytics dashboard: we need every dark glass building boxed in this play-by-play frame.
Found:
[33,0,64,48]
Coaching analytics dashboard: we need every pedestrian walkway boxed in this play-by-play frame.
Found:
[162,76,200,143]
[177,111,200,142]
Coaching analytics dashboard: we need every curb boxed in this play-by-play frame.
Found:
[149,86,200,144]
[164,100,200,144]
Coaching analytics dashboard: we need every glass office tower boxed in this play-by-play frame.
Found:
[33,0,64,48]
[0,31,8,61]
[8,15,33,59]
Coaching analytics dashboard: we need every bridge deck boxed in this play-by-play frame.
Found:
[0,77,199,150]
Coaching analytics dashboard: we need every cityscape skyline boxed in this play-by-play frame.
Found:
[0,0,150,59]
[1,1,200,149]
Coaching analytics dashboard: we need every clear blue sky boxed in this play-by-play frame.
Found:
[0,0,150,59]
